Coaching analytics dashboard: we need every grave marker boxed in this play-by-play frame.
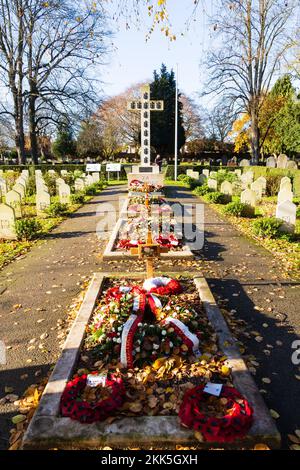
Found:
[220,181,233,196]
[13,183,25,200]
[207,178,217,190]
[286,161,297,169]
[5,189,22,218]
[266,157,276,168]
[277,154,288,169]
[75,178,85,192]
[277,188,293,204]
[276,200,296,233]
[0,203,16,239]
[59,184,71,204]
[251,180,263,200]
[241,188,257,207]
[240,159,250,167]
[36,190,51,216]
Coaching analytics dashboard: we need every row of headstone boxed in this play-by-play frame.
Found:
[266,154,298,169]
[35,171,51,216]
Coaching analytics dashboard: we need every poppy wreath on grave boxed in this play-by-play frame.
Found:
[178,385,253,443]
[86,279,203,368]
[60,373,126,423]
[129,179,163,193]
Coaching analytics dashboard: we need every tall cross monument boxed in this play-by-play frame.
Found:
[127,84,164,170]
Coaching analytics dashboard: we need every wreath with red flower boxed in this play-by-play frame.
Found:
[179,385,253,443]
[60,373,126,423]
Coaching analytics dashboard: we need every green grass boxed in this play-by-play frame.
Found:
[0,190,97,270]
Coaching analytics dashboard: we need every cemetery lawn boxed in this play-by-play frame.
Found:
[197,194,300,278]
[0,195,93,270]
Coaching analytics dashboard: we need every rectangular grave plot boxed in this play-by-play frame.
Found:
[22,274,280,450]
[103,200,194,261]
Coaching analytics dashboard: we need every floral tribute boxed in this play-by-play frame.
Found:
[179,385,253,443]
[116,214,181,251]
[129,179,163,193]
[60,278,253,444]
[60,373,125,423]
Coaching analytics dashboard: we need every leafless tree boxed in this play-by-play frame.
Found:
[205,0,298,163]
[0,1,27,163]
[0,1,110,164]
[23,0,110,163]
[180,94,205,142]
[203,100,237,142]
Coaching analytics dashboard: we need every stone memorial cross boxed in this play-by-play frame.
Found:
[127,84,164,167]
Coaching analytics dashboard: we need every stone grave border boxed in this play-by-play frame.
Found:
[22,272,280,450]
[103,196,194,260]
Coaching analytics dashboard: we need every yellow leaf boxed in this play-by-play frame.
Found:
[254,443,270,450]
[221,365,231,376]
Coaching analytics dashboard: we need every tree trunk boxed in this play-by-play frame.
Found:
[29,94,39,164]
[250,111,260,164]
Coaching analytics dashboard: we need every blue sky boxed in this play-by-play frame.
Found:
[101,1,215,102]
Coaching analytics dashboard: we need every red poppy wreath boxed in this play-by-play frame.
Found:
[60,373,126,424]
[179,385,253,443]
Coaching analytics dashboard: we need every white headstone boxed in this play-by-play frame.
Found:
[36,190,51,216]
[92,172,100,183]
[5,189,22,218]
[61,170,68,176]
[234,169,242,177]
[280,180,292,193]
[85,175,94,186]
[0,203,16,239]
[220,181,233,195]
[0,178,7,196]
[240,159,250,167]
[241,189,257,207]
[59,183,71,204]
[277,154,288,169]
[266,157,276,168]
[48,169,56,175]
[251,180,263,200]
[202,169,210,178]
[244,170,254,183]
[286,161,297,170]
[75,178,85,192]
[276,200,296,233]
[191,171,199,180]
[256,176,267,193]
[277,188,293,204]
[186,169,194,177]
[35,169,42,176]
[13,183,25,200]
[207,178,218,190]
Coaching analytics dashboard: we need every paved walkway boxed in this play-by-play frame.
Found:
[0,185,126,449]
[169,186,300,448]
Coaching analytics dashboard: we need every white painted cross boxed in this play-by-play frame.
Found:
[127,84,164,167]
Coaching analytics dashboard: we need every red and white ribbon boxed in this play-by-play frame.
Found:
[164,317,201,356]
[120,313,143,368]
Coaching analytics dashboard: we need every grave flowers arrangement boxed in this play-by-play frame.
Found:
[179,384,253,443]
[129,179,163,193]
[60,372,126,423]
[116,215,180,250]
[85,278,204,368]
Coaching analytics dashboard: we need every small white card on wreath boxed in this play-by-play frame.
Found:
[86,374,107,387]
[203,383,223,397]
